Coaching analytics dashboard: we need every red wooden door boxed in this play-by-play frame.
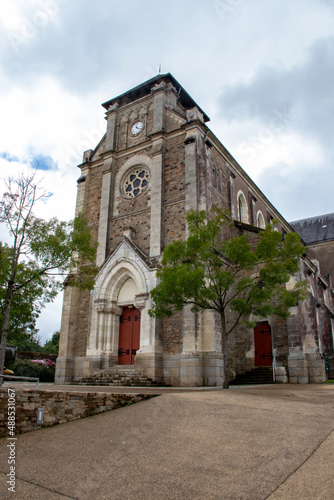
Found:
[254,322,272,366]
[118,307,141,365]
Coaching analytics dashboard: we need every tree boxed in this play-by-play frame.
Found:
[0,243,54,347]
[149,209,308,389]
[0,173,98,384]
[42,331,60,355]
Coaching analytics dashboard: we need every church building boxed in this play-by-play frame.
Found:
[55,74,334,386]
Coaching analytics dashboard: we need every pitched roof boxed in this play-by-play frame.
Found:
[101,73,210,122]
[290,213,334,244]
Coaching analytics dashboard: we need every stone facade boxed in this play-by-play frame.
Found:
[55,73,334,386]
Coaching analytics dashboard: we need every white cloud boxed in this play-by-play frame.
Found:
[0,0,333,343]
[36,292,63,344]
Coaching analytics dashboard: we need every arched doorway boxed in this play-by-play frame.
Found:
[254,321,272,366]
[118,307,141,365]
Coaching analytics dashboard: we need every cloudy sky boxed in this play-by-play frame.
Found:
[1,0,333,343]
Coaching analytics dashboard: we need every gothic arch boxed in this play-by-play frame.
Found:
[86,241,157,360]
[237,190,249,223]
[96,257,148,307]
[257,210,266,229]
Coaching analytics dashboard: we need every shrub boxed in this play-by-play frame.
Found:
[9,359,55,382]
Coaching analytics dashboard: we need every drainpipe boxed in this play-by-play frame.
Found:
[314,266,324,355]
[272,349,277,382]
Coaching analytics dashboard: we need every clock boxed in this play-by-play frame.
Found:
[131,120,144,135]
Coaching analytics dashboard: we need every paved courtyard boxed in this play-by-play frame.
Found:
[0,384,333,499]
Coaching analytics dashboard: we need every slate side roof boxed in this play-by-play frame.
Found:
[290,213,334,244]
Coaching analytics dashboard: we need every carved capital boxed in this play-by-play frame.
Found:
[184,133,196,145]
[151,139,165,157]
[186,107,204,124]
[134,293,149,310]
[95,299,122,315]
[123,227,136,241]
[151,81,167,92]
[167,83,177,94]
[107,102,119,111]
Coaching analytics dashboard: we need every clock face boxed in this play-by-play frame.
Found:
[131,121,144,135]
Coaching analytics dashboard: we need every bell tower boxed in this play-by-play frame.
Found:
[55,74,219,386]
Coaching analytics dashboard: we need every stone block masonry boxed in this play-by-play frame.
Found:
[0,389,155,437]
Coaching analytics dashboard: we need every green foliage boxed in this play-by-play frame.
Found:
[150,209,308,389]
[10,359,55,382]
[42,331,60,354]
[7,335,43,353]
[0,174,99,380]
[0,242,57,345]
[23,210,98,291]
[26,211,98,291]
[150,209,308,333]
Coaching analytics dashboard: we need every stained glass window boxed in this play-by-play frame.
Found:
[122,167,150,199]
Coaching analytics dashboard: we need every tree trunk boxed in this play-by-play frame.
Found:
[220,311,230,389]
[0,282,14,387]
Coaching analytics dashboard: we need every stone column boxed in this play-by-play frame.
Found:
[149,138,165,257]
[105,107,118,152]
[250,194,257,226]
[96,159,115,266]
[152,88,166,133]
[55,286,80,383]
[180,306,203,386]
[180,132,204,385]
[55,163,90,384]
[133,278,163,383]
[84,300,122,374]
[182,131,198,354]
[75,165,89,215]
[184,131,198,214]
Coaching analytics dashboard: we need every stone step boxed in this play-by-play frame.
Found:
[72,368,160,387]
[231,367,275,385]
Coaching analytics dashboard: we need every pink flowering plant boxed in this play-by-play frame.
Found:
[31,358,55,367]
[11,358,56,382]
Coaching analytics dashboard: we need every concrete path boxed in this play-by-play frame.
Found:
[0,384,333,499]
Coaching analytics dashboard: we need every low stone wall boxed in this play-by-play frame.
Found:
[0,389,155,438]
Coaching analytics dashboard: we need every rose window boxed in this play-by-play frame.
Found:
[122,168,150,199]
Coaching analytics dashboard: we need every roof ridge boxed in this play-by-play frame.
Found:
[290,212,334,224]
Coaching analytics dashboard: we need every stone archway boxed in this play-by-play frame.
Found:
[87,257,148,358]
[83,238,162,380]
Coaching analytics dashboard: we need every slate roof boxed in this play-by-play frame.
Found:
[290,213,334,244]
[101,73,210,122]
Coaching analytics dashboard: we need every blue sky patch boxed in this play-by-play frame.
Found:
[29,155,58,171]
[0,152,19,162]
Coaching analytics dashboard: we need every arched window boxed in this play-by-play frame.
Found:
[257,211,265,229]
[212,167,217,190]
[212,167,222,192]
[237,191,249,223]
[217,169,221,193]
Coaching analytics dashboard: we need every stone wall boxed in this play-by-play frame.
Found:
[0,389,155,437]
